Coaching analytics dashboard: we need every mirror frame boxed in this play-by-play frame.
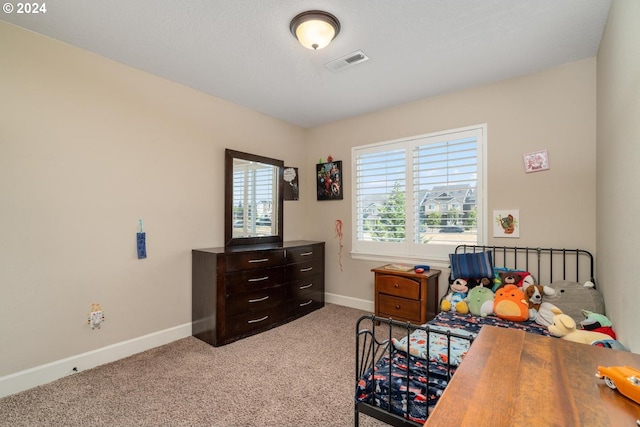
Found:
[225,149,284,247]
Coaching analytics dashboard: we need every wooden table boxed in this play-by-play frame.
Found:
[425,326,640,426]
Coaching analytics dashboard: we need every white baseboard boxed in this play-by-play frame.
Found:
[0,322,192,398]
[2,295,375,398]
[326,292,374,313]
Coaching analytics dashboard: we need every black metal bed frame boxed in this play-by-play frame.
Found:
[355,315,475,427]
[454,244,596,286]
[354,245,596,426]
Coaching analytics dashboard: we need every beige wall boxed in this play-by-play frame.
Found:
[0,22,308,376]
[305,58,597,306]
[8,5,635,379]
[597,0,640,352]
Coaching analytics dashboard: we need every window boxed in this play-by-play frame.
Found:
[351,124,486,262]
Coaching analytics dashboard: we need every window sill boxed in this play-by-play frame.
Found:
[350,251,450,270]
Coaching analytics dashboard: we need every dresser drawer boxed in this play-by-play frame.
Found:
[225,250,286,272]
[288,275,323,301]
[287,288,323,319]
[226,285,285,316]
[286,245,322,263]
[376,275,420,299]
[225,266,285,294]
[226,306,284,338]
[286,257,323,280]
[378,294,421,322]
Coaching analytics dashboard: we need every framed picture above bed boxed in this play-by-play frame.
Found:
[493,210,520,238]
[523,150,550,173]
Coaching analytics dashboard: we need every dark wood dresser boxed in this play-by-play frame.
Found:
[425,326,640,426]
[192,240,324,346]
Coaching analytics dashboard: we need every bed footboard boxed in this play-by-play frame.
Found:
[355,315,474,426]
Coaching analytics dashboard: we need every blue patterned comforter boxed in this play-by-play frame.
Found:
[355,311,549,423]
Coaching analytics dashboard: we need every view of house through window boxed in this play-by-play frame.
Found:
[351,125,486,261]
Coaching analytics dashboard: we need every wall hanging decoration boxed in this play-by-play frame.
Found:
[335,219,344,271]
[523,150,550,173]
[494,210,520,238]
[316,160,343,200]
[283,166,299,200]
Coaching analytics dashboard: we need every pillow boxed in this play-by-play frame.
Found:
[545,280,605,323]
[492,267,534,292]
[449,251,493,280]
[392,325,476,366]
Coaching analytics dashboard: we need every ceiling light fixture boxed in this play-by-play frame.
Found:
[290,10,340,50]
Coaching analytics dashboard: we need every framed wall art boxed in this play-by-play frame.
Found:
[316,160,343,201]
[493,210,520,238]
[283,166,299,201]
[523,150,550,173]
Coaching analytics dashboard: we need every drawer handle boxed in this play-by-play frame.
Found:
[299,283,313,290]
[394,283,399,288]
[300,251,313,256]
[248,258,269,263]
[395,305,401,309]
[299,300,313,307]
[247,315,269,324]
[300,267,313,272]
[248,276,269,282]
[248,296,269,303]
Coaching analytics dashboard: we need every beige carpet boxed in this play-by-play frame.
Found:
[0,304,389,426]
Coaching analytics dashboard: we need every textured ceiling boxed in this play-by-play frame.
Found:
[1,0,611,128]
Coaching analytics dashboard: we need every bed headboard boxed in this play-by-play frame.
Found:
[454,245,596,287]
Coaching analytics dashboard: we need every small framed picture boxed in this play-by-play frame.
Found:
[523,150,550,173]
[494,210,520,238]
[316,161,343,200]
[283,166,299,201]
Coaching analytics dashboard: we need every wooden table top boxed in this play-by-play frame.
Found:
[425,326,640,427]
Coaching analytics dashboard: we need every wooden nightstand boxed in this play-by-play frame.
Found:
[372,266,441,324]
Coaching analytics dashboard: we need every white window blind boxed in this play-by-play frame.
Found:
[352,125,486,262]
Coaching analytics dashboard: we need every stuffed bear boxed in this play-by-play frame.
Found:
[465,285,494,317]
[493,284,529,322]
[441,278,470,314]
[548,307,611,345]
[494,271,525,291]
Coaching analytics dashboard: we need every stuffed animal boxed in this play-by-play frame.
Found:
[522,283,558,326]
[548,307,611,345]
[465,286,494,317]
[493,284,529,322]
[492,269,535,292]
[580,310,617,339]
[467,277,493,289]
[494,271,525,291]
[546,280,605,323]
[441,278,470,314]
[524,284,555,311]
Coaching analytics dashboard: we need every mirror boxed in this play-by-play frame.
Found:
[225,149,284,247]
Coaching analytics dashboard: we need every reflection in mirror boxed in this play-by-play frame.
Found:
[232,157,279,238]
[225,149,283,247]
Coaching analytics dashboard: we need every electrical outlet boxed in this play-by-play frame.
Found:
[89,310,104,329]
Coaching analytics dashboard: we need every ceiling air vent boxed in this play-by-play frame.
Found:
[324,50,370,72]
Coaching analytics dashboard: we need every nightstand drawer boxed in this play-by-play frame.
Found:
[378,294,421,322]
[376,275,420,299]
